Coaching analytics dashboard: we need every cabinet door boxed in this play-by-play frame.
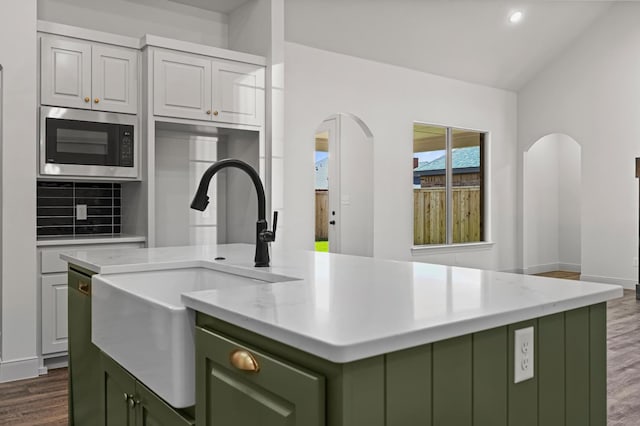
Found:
[136,381,195,426]
[41,274,68,355]
[101,352,136,426]
[153,50,212,121]
[40,36,92,109]
[196,327,325,426]
[212,61,265,126]
[92,44,138,114]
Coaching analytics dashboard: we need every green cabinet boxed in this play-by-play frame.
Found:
[195,327,325,426]
[68,266,101,426]
[100,352,195,426]
[197,304,608,426]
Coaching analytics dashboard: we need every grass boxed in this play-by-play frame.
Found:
[315,240,329,252]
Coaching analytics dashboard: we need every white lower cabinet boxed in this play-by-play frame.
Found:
[39,241,145,357]
[41,274,69,354]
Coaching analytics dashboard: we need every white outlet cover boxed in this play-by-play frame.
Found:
[76,204,88,221]
[514,326,534,384]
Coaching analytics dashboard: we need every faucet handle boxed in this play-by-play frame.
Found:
[272,211,278,239]
[260,211,278,243]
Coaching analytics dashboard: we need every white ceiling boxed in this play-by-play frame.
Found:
[284,1,615,91]
[167,0,251,14]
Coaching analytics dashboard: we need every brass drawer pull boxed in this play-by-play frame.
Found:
[78,281,90,296]
[230,349,260,373]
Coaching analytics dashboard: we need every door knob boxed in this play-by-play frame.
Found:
[213,110,219,116]
[329,220,336,225]
[94,98,100,104]
[84,97,90,103]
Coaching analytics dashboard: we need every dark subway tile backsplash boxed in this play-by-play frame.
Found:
[37,181,122,237]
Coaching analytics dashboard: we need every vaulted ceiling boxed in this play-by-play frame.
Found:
[284,1,614,91]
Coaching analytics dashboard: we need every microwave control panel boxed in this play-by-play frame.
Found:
[119,126,134,167]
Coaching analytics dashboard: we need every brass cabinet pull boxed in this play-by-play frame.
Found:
[213,110,219,116]
[128,397,135,408]
[94,98,100,103]
[84,96,90,103]
[123,393,129,401]
[78,281,90,296]
[206,110,211,115]
[229,349,260,373]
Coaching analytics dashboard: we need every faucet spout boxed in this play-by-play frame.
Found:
[190,159,276,267]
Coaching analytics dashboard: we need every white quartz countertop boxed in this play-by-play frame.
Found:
[61,244,623,363]
[37,234,146,247]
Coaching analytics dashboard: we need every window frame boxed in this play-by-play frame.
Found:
[411,122,490,251]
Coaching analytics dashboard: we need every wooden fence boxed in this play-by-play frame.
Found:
[316,187,480,244]
[315,190,329,240]
[414,186,481,245]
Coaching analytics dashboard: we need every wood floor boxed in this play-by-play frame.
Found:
[0,272,638,425]
[0,367,67,425]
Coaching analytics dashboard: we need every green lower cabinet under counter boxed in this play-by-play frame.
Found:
[195,303,607,426]
[100,351,195,426]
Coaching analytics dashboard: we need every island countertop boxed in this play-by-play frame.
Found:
[61,244,623,363]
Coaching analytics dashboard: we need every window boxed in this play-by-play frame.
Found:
[413,123,485,246]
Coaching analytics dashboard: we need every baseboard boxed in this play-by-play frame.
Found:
[523,263,560,275]
[580,274,636,290]
[44,354,68,371]
[558,263,581,273]
[0,356,39,383]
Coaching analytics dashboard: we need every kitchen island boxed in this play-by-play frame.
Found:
[62,244,622,426]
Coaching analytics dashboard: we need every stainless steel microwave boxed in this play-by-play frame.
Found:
[40,107,139,179]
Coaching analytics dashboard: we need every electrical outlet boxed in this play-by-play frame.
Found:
[76,204,87,221]
[514,326,534,383]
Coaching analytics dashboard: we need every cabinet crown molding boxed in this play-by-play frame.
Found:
[37,20,267,66]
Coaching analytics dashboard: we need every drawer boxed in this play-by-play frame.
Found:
[195,327,325,426]
[40,242,144,274]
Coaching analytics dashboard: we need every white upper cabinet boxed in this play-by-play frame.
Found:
[213,61,265,126]
[41,37,92,109]
[40,36,138,114]
[153,49,264,126]
[92,45,138,114]
[154,50,212,121]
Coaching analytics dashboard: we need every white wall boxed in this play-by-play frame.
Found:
[558,137,581,269]
[523,134,581,273]
[37,0,228,47]
[284,42,518,270]
[229,0,285,249]
[0,0,38,381]
[518,2,640,287]
[524,135,560,272]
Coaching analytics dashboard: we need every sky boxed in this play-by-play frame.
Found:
[315,151,328,163]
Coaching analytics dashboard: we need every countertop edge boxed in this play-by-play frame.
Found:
[183,286,622,363]
[38,235,147,247]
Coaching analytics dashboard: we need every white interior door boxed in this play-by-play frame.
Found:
[316,118,340,253]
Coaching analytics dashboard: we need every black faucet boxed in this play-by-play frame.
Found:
[190,159,277,267]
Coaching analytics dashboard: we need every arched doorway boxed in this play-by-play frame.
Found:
[523,133,581,274]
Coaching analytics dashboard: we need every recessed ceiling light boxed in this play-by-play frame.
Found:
[509,11,523,24]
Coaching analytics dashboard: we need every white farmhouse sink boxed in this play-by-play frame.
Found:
[92,267,285,408]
